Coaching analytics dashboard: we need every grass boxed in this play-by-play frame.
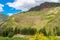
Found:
[0,37,27,40]
[0,35,60,40]
[57,38,60,40]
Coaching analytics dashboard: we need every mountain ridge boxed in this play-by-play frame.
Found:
[29,2,60,11]
[0,13,8,24]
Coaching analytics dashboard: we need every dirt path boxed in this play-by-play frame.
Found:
[13,34,32,38]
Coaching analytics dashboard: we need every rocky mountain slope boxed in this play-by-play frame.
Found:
[29,2,60,11]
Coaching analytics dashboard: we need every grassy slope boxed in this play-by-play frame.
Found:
[1,7,60,31]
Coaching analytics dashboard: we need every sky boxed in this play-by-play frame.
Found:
[0,0,60,16]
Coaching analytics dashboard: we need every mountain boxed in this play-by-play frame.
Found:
[29,2,60,11]
[1,2,60,35]
[0,13,8,24]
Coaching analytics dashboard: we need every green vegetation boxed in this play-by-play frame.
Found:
[1,7,60,36]
[0,37,27,40]
[0,2,60,40]
[0,36,60,40]
[29,33,60,40]
[20,28,37,35]
[0,27,37,37]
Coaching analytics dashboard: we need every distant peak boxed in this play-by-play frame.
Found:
[29,2,60,11]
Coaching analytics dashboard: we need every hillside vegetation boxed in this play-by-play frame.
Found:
[0,7,60,35]
[0,2,60,37]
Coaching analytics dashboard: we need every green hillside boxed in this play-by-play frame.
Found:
[1,7,60,35]
[0,2,60,36]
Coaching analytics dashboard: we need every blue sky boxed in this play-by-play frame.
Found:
[0,0,22,16]
[0,0,59,16]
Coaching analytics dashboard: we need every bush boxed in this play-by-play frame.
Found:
[55,27,60,36]
[39,28,47,36]
[21,28,37,35]
[14,27,21,34]
[39,26,60,36]
[1,27,14,37]
[29,33,48,40]
[8,32,14,37]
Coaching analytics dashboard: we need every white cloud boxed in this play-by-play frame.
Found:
[50,0,59,2]
[7,13,13,16]
[7,0,59,11]
[0,4,4,12]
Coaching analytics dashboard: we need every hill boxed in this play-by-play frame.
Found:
[0,13,8,24]
[0,2,60,36]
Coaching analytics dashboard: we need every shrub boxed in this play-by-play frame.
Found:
[55,27,60,36]
[29,33,48,40]
[8,32,14,37]
[39,28,47,36]
[21,28,37,35]
[1,27,14,37]
[14,27,21,34]
[29,33,57,40]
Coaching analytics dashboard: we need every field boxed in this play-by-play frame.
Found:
[0,37,27,40]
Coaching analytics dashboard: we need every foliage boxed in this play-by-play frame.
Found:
[29,33,48,40]
[20,28,37,35]
[14,27,21,34]
[0,27,14,37]
[0,27,37,37]
[39,27,47,36]
[29,33,60,40]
